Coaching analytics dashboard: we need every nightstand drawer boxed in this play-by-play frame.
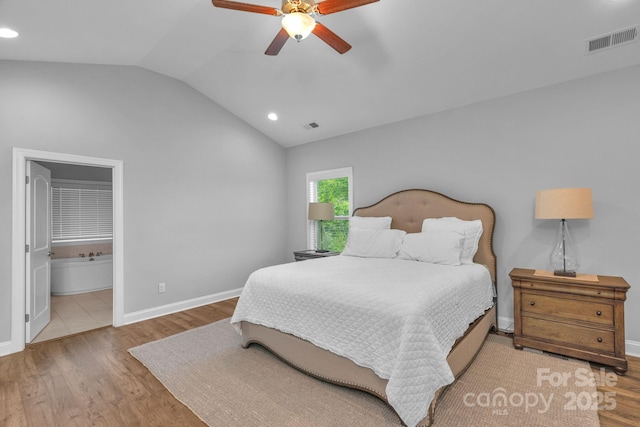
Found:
[521,316,615,354]
[520,280,615,299]
[521,292,613,326]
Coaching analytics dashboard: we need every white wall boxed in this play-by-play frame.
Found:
[286,64,640,349]
[0,61,287,344]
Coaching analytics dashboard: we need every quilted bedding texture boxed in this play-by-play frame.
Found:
[230,255,494,427]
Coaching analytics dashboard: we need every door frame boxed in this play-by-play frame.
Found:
[10,148,124,354]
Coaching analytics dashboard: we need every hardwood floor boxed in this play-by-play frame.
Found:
[1,297,639,426]
[594,357,640,427]
[1,299,236,427]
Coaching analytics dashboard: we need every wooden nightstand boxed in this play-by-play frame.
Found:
[510,268,629,375]
[293,250,340,261]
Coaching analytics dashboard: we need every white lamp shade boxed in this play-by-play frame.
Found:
[281,12,316,41]
[308,203,334,220]
[535,188,594,220]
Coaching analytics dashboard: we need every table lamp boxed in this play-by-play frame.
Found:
[308,202,334,252]
[535,188,594,277]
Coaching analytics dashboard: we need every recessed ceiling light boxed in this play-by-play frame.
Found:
[0,28,19,39]
[267,112,278,121]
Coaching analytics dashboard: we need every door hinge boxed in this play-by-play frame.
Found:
[25,314,30,323]
[25,244,30,253]
[25,175,29,185]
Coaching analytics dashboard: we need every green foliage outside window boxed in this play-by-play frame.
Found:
[317,177,349,252]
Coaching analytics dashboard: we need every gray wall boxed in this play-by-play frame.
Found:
[2,59,638,349]
[286,65,640,343]
[0,60,287,342]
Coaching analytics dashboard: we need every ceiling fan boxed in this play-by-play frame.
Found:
[211,0,380,55]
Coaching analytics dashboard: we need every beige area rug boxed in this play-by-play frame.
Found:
[129,319,601,427]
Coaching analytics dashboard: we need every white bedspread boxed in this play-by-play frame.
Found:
[230,255,494,427]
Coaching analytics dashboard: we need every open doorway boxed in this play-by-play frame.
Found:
[10,148,124,355]
[30,161,114,343]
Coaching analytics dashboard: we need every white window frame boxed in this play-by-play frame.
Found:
[306,167,353,251]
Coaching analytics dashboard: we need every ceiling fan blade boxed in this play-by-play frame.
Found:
[312,23,351,54]
[316,0,379,15]
[211,0,279,15]
[265,28,290,56]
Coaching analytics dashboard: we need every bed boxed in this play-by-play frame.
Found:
[230,189,497,427]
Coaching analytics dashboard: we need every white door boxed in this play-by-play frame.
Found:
[26,161,52,342]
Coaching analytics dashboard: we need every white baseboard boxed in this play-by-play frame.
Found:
[0,340,20,358]
[122,288,242,326]
[497,316,514,333]
[626,340,640,357]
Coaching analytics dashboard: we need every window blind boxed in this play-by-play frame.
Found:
[51,184,113,241]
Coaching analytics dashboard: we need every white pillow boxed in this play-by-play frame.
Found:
[350,216,392,230]
[421,217,483,264]
[342,228,406,258]
[396,231,464,265]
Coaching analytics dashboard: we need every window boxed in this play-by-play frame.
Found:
[51,179,113,242]
[306,167,352,252]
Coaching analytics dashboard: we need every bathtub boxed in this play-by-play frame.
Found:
[51,254,113,296]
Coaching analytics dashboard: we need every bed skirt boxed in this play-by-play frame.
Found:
[240,304,497,426]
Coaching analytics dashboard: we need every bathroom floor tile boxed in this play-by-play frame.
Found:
[31,289,113,344]
[93,290,113,304]
[74,295,110,313]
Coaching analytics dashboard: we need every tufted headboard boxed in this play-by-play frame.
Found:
[352,189,497,284]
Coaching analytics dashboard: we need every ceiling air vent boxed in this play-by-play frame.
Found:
[303,122,320,130]
[586,25,638,53]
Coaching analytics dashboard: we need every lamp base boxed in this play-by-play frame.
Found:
[554,270,577,278]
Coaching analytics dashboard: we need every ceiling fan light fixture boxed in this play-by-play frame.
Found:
[0,28,19,38]
[281,12,315,41]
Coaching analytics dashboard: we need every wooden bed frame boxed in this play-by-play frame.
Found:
[240,189,497,426]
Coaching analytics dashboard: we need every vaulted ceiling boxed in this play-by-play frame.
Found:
[1,0,639,147]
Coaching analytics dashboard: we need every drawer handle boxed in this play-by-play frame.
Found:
[597,337,603,343]
[596,311,602,316]
[530,301,535,306]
